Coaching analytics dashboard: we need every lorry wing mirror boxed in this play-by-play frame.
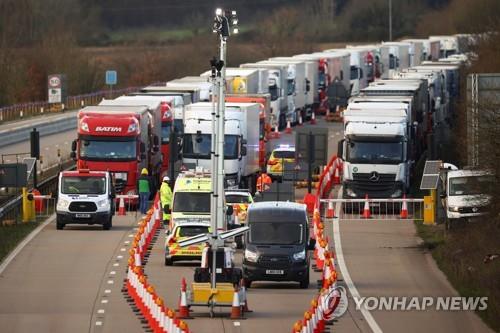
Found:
[71,140,77,152]
[337,139,344,159]
[226,205,234,216]
[241,146,247,157]
[241,138,247,145]
[140,142,146,153]
[308,238,316,251]
[305,79,311,92]
[70,151,76,160]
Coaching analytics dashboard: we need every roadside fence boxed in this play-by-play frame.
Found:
[125,194,191,333]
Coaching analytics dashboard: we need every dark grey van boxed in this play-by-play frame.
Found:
[242,201,315,288]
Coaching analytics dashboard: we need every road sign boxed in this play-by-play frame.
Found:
[0,164,27,187]
[106,70,117,85]
[48,74,66,104]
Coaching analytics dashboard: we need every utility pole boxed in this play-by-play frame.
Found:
[389,0,393,41]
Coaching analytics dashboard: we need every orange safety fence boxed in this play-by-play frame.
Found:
[292,155,342,333]
[126,193,192,333]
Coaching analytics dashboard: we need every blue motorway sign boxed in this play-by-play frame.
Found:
[105,70,117,85]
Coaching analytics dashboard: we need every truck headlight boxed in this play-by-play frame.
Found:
[98,199,109,208]
[244,249,258,263]
[293,249,306,261]
[345,187,357,198]
[57,198,70,210]
[391,189,403,198]
[448,206,459,212]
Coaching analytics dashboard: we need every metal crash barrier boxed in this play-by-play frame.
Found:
[320,198,424,221]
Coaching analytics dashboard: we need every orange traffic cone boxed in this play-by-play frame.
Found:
[326,201,336,218]
[272,125,281,139]
[177,278,191,319]
[310,111,316,125]
[118,196,126,216]
[400,194,408,219]
[240,279,253,313]
[285,120,292,134]
[361,194,371,219]
[292,320,303,333]
[298,115,303,126]
[230,287,242,319]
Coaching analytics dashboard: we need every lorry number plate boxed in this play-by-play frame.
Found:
[75,213,91,218]
[266,269,284,275]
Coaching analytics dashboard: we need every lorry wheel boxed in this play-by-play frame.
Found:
[103,218,112,230]
[299,273,310,289]
[165,257,173,266]
[56,221,64,230]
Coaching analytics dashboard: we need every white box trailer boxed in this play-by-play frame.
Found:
[429,35,458,58]
[344,44,381,83]
[313,50,351,108]
[167,77,212,102]
[182,102,260,191]
[200,67,267,96]
[270,57,316,118]
[240,62,289,129]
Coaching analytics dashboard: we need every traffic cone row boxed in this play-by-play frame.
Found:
[125,193,191,333]
[269,124,281,139]
[285,120,293,134]
[118,196,126,216]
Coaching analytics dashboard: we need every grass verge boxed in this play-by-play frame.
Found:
[416,220,500,332]
[0,221,40,263]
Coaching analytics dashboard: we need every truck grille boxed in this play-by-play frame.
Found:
[114,179,126,193]
[258,255,291,269]
[69,201,97,212]
[351,173,397,197]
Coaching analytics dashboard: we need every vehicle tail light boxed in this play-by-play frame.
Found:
[168,237,176,245]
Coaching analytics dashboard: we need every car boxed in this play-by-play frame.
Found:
[164,221,211,266]
[225,189,253,248]
[266,145,296,179]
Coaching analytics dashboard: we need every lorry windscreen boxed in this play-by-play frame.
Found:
[287,79,295,95]
[174,119,183,135]
[249,222,303,245]
[80,138,136,161]
[161,124,171,144]
[350,66,359,80]
[62,176,106,195]
[183,134,239,159]
[347,140,403,164]
[449,176,494,196]
[173,192,210,213]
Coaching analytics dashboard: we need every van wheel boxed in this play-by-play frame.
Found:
[56,221,64,230]
[103,217,112,230]
[299,273,309,289]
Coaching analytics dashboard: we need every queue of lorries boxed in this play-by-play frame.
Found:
[56,33,476,286]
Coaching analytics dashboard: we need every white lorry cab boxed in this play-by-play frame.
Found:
[440,167,494,228]
[56,169,115,230]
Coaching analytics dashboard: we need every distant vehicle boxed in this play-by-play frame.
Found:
[242,201,315,289]
[267,145,296,180]
[226,189,253,248]
[440,167,493,229]
[164,221,211,265]
[56,169,115,230]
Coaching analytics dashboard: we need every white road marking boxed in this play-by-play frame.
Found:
[128,234,134,237]
[120,248,126,252]
[110,271,116,275]
[117,255,123,259]
[124,240,130,244]
[104,289,111,294]
[101,299,109,304]
[98,309,105,314]
[0,215,54,275]
[333,187,383,333]
[95,321,103,326]
[113,263,119,267]
[107,280,114,284]
[44,147,49,150]
[233,322,241,327]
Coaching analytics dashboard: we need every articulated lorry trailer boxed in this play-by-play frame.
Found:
[240,62,290,130]
[338,102,416,199]
[182,102,260,192]
[71,105,161,199]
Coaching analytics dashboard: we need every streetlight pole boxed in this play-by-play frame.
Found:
[389,0,393,41]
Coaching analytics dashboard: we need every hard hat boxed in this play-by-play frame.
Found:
[141,168,148,175]
[163,176,170,182]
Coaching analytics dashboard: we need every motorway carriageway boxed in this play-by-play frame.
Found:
[0,117,492,332]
